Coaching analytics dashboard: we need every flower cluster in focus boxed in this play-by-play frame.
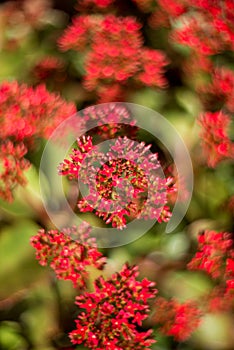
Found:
[70,263,157,349]
[59,134,175,229]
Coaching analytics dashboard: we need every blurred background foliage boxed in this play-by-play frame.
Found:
[0,0,233,349]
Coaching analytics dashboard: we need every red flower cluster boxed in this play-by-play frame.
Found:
[0,81,76,201]
[138,1,234,169]
[70,263,157,349]
[188,230,234,313]
[148,0,187,28]
[152,297,202,342]
[200,67,234,113]
[30,223,106,288]
[0,81,76,141]
[59,135,174,229]
[188,230,233,279]
[58,14,168,101]
[0,141,30,202]
[198,111,233,168]
[207,284,234,313]
[150,0,234,53]
[31,56,65,83]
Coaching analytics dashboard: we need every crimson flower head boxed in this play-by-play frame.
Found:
[153,297,202,342]
[0,81,76,142]
[0,81,76,201]
[59,134,174,229]
[188,230,233,279]
[200,67,234,113]
[30,222,106,288]
[188,230,234,312]
[31,56,65,83]
[171,1,234,54]
[70,263,157,349]
[198,111,234,167]
[0,141,30,202]
[58,14,168,101]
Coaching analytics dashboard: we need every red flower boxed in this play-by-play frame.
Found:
[0,81,76,141]
[31,56,65,82]
[188,230,233,279]
[200,67,234,113]
[135,49,169,88]
[30,223,106,288]
[70,263,157,349]
[58,15,99,52]
[153,297,202,341]
[171,1,234,53]
[58,14,168,101]
[198,111,234,167]
[0,81,76,201]
[0,141,30,202]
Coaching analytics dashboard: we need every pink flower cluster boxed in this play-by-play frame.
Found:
[70,263,157,349]
[59,135,174,229]
[30,223,106,288]
[80,103,137,140]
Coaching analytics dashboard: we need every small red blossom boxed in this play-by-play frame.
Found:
[30,223,106,288]
[198,111,234,167]
[152,297,202,342]
[70,263,157,349]
[31,56,65,82]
